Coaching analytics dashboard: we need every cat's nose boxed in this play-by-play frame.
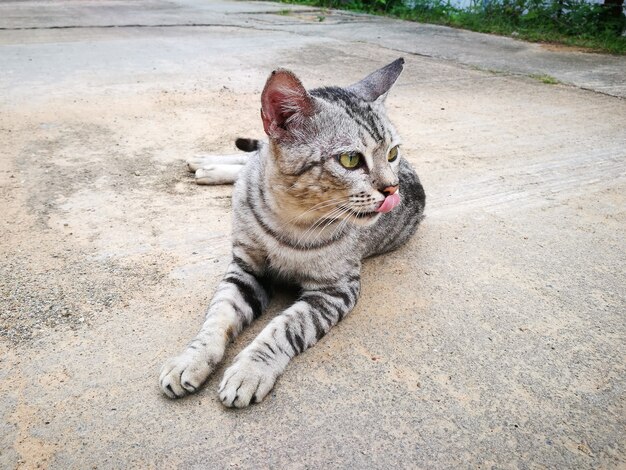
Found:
[380,185,399,196]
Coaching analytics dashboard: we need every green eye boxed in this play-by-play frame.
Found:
[338,152,361,169]
[388,145,399,162]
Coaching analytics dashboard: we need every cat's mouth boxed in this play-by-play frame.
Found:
[334,204,381,225]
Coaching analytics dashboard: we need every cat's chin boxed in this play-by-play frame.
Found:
[344,211,381,226]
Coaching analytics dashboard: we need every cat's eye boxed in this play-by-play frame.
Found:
[387,145,399,162]
[338,152,362,169]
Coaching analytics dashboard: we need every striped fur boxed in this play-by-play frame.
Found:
[160,58,426,407]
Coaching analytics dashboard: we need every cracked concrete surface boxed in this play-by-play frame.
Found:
[1,0,625,468]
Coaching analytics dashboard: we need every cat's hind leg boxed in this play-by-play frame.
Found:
[187,154,247,185]
[194,164,244,185]
[187,154,248,171]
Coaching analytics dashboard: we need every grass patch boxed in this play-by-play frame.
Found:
[530,73,561,84]
[280,0,626,54]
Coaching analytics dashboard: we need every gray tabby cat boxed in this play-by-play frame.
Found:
[160,58,426,408]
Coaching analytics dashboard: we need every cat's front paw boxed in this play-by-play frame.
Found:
[159,351,214,399]
[218,358,277,408]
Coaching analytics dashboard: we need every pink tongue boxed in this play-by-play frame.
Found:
[376,192,401,213]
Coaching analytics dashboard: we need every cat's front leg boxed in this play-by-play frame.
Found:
[218,275,361,408]
[159,256,271,398]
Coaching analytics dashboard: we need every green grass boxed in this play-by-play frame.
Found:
[530,73,561,84]
[280,0,626,54]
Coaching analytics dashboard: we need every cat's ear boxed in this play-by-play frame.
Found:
[347,58,404,102]
[261,69,314,140]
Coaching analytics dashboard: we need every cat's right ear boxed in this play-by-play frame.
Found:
[261,69,314,140]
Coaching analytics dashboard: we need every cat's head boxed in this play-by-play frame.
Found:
[261,58,405,227]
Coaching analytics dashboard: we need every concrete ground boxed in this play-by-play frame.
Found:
[1,0,625,468]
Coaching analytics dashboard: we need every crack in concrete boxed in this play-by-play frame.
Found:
[0,23,256,31]
[1,12,622,100]
[363,41,626,99]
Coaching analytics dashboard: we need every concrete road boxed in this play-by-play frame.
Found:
[1,1,625,468]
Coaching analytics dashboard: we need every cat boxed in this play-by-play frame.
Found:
[160,58,426,408]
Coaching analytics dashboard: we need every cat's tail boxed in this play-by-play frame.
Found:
[235,138,260,152]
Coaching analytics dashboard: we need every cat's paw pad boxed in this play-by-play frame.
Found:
[188,155,223,172]
[218,359,277,408]
[159,352,214,399]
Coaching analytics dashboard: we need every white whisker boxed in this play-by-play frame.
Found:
[304,206,352,247]
[330,209,353,240]
[296,206,347,247]
[287,198,347,224]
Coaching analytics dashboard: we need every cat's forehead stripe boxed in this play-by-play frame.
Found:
[311,87,385,144]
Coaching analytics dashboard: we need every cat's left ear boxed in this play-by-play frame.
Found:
[347,57,404,103]
[261,69,315,140]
